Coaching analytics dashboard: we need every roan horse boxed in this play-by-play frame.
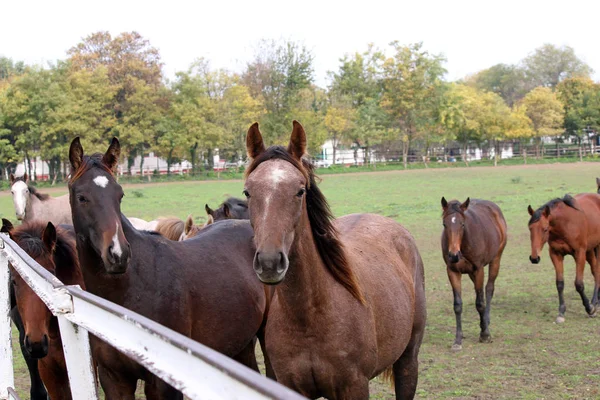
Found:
[244,121,426,399]
[68,137,269,399]
[528,194,600,322]
[10,173,72,225]
[440,197,507,350]
[2,219,85,400]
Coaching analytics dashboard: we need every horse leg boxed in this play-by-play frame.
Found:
[10,307,48,400]
[39,358,72,400]
[588,247,600,308]
[447,268,463,350]
[468,268,487,342]
[549,250,566,323]
[233,338,260,372]
[144,376,183,400]
[98,364,137,400]
[574,250,595,316]
[257,326,276,379]
[483,256,501,342]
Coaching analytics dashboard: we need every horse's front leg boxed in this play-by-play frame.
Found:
[469,268,488,342]
[447,267,463,351]
[574,249,596,316]
[549,249,567,323]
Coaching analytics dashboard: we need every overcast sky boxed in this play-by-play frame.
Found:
[2,0,599,87]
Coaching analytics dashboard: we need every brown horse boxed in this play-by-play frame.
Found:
[179,214,213,241]
[205,197,249,221]
[2,219,85,400]
[244,121,426,399]
[68,137,270,400]
[596,177,600,193]
[528,194,600,323]
[441,197,507,351]
[154,217,185,241]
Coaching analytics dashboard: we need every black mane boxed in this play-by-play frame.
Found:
[529,195,579,224]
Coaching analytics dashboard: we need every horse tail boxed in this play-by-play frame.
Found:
[380,366,395,389]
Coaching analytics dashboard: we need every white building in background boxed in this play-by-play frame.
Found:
[314,140,376,167]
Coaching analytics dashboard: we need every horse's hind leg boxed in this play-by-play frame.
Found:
[575,250,595,316]
[482,255,501,342]
[447,268,463,350]
[550,250,567,323]
[588,247,600,308]
[11,307,48,400]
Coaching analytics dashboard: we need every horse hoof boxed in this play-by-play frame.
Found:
[555,316,565,324]
[451,344,462,351]
[479,335,492,343]
[588,309,597,318]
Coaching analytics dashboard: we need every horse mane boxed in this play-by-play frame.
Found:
[69,154,113,184]
[442,200,465,216]
[155,217,185,241]
[529,195,579,224]
[246,146,365,303]
[28,185,51,201]
[8,222,53,266]
[223,197,248,209]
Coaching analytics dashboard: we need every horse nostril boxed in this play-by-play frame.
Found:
[24,335,31,351]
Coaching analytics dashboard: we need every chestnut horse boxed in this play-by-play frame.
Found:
[441,197,507,350]
[528,194,600,323]
[68,137,270,399]
[2,219,85,400]
[244,121,426,399]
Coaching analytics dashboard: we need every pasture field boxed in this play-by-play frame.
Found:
[2,162,600,399]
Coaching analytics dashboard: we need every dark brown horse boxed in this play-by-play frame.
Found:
[205,197,249,221]
[2,219,85,400]
[68,137,270,399]
[528,194,600,323]
[441,197,507,351]
[244,121,426,399]
[596,177,600,193]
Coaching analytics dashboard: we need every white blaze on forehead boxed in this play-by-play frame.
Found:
[269,167,287,185]
[451,216,456,224]
[11,181,29,216]
[111,222,123,257]
[93,175,109,188]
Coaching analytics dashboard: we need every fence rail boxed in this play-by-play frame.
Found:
[0,233,305,400]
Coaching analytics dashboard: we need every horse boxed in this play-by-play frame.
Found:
[205,197,249,221]
[528,194,600,323]
[10,173,72,225]
[2,219,85,400]
[243,121,426,399]
[153,217,185,241]
[67,137,270,399]
[440,197,507,351]
[596,177,600,194]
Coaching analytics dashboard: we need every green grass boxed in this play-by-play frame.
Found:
[3,162,600,399]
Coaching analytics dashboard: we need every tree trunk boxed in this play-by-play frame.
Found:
[190,143,198,174]
[579,137,583,162]
[462,142,469,167]
[402,140,408,169]
[207,148,214,169]
[167,149,173,174]
[522,145,527,165]
[139,144,145,177]
[494,140,498,167]
[332,137,337,166]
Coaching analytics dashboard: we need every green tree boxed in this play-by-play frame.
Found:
[521,87,564,158]
[465,64,532,107]
[504,105,534,163]
[523,44,593,89]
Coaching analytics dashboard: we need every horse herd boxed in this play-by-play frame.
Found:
[2,121,599,400]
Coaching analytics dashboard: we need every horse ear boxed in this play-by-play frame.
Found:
[528,205,535,216]
[223,203,231,218]
[205,204,214,217]
[1,218,14,235]
[9,174,15,184]
[246,122,265,159]
[287,120,307,160]
[184,214,194,235]
[460,197,470,211]
[205,214,214,226]
[42,222,57,252]
[69,137,84,173]
[441,197,448,209]
[22,173,28,183]
[103,137,121,174]
[543,205,551,218]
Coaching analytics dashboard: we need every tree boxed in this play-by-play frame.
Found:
[324,101,356,164]
[381,42,446,168]
[523,44,593,89]
[521,87,564,158]
[504,105,534,163]
[465,64,532,107]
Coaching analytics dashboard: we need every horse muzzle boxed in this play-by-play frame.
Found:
[529,255,540,264]
[15,213,24,220]
[104,243,131,274]
[448,251,461,264]
[25,334,48,359]
[253,250,289,284]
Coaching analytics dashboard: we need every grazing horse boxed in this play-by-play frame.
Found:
[68,137,269,400]
[243,121,426,399]
[2,219,85,400]
[528,194,600,322]
[10,173,72,225]
[441,197,507,350]
[205,197,249,221]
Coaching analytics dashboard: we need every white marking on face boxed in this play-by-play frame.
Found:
[451,216,456,224]
[111,223,123,257]
[93,175,109,188]
[11,181,29,218]
[270,167,287,185]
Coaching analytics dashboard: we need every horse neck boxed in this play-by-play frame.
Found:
[24,192,40,221]
[275,210,333,321]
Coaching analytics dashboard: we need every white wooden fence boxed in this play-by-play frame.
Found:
[0,233,305,400]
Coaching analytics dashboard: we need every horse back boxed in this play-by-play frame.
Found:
[573,193,600,248]
[462,199,507,264]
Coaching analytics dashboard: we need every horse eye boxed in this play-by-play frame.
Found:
[296,188,306,197]
[77,195,88,203]
[442,223,446,228]
[242,190,250,198]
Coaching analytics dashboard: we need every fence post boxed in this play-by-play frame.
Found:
[56,308,98,400]
[0,237,15,400]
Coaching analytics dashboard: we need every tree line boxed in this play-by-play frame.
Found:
[1,32,599,182]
